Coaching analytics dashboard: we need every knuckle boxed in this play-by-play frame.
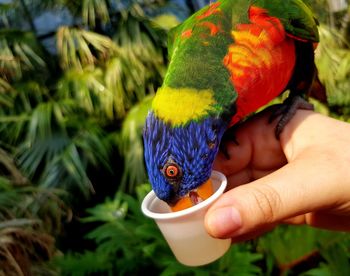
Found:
[248,185,282,223]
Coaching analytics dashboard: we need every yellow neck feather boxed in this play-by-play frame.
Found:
[152,86,217,126]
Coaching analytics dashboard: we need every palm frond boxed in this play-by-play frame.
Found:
[104,57,129,117]
[27,102,54,142]
[56,26,117,69]
[82,0,110,27]
[0,227,55,276]
[0,177,70,232]
[14,41,46,68]
[0,38,22,80]
[0,81,50,146]
[0,30,46,81]
[58,67,111,116]
[72,122,111,169]
[31,142,94,197]
[17,135,70,179]
[17,107,112,197]
[103,15,165,118]
[0,176,67,274]
[0,3,15,27]
[35,126,112,198]
[0,78,15,107]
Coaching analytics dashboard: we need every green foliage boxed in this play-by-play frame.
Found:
[0,175,68,275]
[54,184,264,275]
[81,0,110,27]
[258,225,350,274]
[52,2,350,275]
[0,0,166,199]
[55,188,350,275]
[0,227,56,275]
[305,241,350,276]
[0,0,168,272]
[53,184,169,275]
[117,95,153,192]
[56,27,117,69]
[316,24,350,116]
[0,176,70,235]
[2,0,350,275]
[0,29,46,81]
[150,13,180,31]
[259,225,321,266]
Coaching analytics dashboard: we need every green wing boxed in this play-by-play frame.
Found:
[162,0,318,119]
[163,0,247,115]
[253,0,319,42]
[167,24,180,60]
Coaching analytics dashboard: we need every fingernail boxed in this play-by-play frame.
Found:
[206,207,242,238]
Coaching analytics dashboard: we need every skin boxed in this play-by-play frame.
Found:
[204,108,350,243]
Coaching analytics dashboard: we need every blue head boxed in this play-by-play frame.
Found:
[143,112,227,205]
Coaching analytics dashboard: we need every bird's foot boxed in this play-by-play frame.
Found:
[269,96,314,139]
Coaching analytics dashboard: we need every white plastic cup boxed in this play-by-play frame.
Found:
[141,171,231,266]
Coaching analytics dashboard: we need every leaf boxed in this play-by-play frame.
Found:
[83,193,128,223]
[27,101,53,142]
[117,95,153,192]
[0,227,55,276]
[150,14,180,30]
[0,78,14,107]
[58,67,117,119]
[81,0,110,27]
[318,242,350,276]
[216,244,263,275]
[315,25,350,112]
[52,250,111,276]
[0,218,41,230]
[304,265,332,276]
[56,27,117,69]
[0,30,46,81]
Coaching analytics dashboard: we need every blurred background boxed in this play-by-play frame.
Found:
[0,0,350,275]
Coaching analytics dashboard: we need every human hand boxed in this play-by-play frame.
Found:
[205,108,350,242]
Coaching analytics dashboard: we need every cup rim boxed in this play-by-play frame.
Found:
[141,170,227,220]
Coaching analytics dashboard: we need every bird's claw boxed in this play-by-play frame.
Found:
[269,95,314,139]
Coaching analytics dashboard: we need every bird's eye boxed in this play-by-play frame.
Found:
[165,165,179,178]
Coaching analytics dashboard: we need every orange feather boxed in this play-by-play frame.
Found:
[224,6,296,125]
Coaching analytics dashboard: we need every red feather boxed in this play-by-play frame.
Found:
[224,6,296,125]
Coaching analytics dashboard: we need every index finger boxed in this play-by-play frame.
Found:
[214,109,287,186]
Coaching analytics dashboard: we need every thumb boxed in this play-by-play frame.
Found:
[205,157,342,240]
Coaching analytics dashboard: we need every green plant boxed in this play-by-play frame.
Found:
[258,225,350,275]
[0,175,69,275]
[54,184,264,275]
[54,184,169,275]
[0,0,169,272]
[116,95,153,192]
[305,241,350,276]
[2,0,350,274]
[316,24,350,117]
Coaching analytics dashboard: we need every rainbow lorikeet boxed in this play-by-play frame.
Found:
[143,0,319,207]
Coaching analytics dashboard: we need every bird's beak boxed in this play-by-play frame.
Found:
[170,179,213,212]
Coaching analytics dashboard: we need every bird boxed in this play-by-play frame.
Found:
[143,0,319,209]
